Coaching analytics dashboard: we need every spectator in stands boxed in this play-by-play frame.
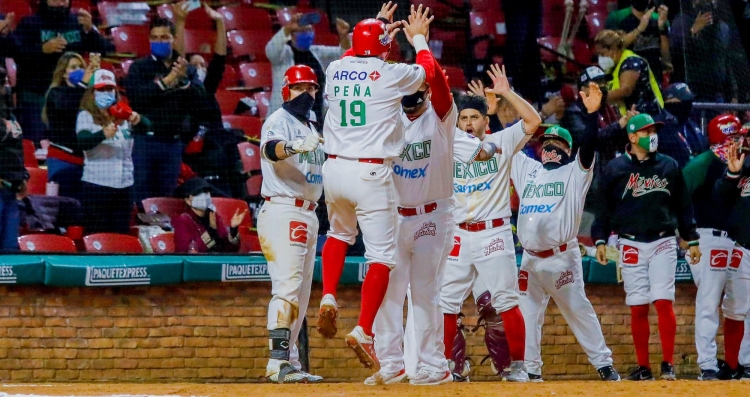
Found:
[42,52,98,201]
[266,12,351,123]
[605,0,672,84]
[16,170,82,235]
[0,66,23,252]
[12,0,113,143]
[125,17,205,206]
[663,82,708,155]
[77,70,148,235]
[0,12,17,61]
[172,177,245,253]
[594,29,664,117]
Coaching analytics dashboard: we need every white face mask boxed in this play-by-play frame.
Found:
[598,56,616,73]
[190,192,212,210]
[196,68,207,82]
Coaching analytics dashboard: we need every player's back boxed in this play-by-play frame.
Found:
[323,56,425,159]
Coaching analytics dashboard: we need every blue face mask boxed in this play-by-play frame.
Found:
[150,42,172,58]
[294,31,315,51]
[68,68,85,86]
[95,91,117,109]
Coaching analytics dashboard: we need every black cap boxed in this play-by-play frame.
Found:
[664,83,696,101]
[176,177,211,198]
[579,66,607,87]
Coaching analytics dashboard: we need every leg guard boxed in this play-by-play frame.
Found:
[475,291,511,376]
[450,313,470,378]
[270,328,292,361]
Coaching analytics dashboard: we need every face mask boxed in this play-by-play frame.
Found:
[664,101,693,125]
[541,145,570,169]
[196,68,207,82]
[294,31,315,51]
[401,90,427,114]
[282,92,315,121]
[46,6,69,18]
[68,68,85,86]
[94,91,117,109]
[150,42,172,59]
[598,56,616,73]
[636,134,658,152]
[190,192,212,211]
[632,0,650,12]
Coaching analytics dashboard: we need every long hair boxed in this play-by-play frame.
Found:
[79,86,119,128]
[594,29,626,51]
[42,52,86,125]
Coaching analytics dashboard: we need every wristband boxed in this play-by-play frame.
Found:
[412,34,429,53]
[687,241,699,247]
[595,240,606,247]
[283,141,299,156]
[727,170,741,179]
[377,17,390,25]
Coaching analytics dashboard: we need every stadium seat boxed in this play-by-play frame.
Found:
[18,234,77,253]
[212,197,253,230]
[443,66,468,90]
[183,29,217,59]
[26,167,47,195]
[219,64,241,89]
[83,233,144,253]
[223,115,262,140]
[149,233,176,253]
[4,58,15,86]
[217,5,272,31]
[0,2,32,28]
[228,30,273,62]
[111,26,150,57]
[246,175,262,197]
[542,0,566,37]
[470,11,507,47]
[98,1,150,27]
[142,197,185,219]
[157,3,215,30]
[70,0,92,13]
[587,0,616,15]
[410,0,460,19]
[537,36,592,65]
[237,142,261,174]
[239,229,262,253]
[429,29,467,65]
[23,139,37,168]
[215,90,252,115]
[120,59,134,76]
[585,12,606,40]
[471,0,501,11]
[239,62,272,91]
[254,91,271,119]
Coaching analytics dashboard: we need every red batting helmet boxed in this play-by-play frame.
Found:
[352,18,391,58]
[281,65,319,102]
[708,114,744,145]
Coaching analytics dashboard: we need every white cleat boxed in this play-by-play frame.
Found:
[267,362,310,384]
[503,361,530,382]
[409,368,453,386]
[345,325,380,371]
[364,368,408,385]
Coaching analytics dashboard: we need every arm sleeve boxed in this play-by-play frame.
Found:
[452,128,482,164]
[578,111,599,170]
[428,58,452,120]
[711,170,742,209]
[75,111,107,151]
[560,107,587,151]
[203,54,226,95]
[265,29,290,65]
[511,151,537,189]
[590,168,614,244]
[673,167,700,242]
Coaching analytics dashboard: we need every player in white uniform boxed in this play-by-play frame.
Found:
[367,53,499,385]
[258,65,325,383]
[316,4,437,371]
[511,83,620,382]
[440,64,541,382]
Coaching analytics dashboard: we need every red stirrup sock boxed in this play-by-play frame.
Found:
[654,300,676,364]
[443,313,458,357]
[357,263,391,336]
[321,237,349,298]
[500,306,526,361]
[724,318,745,370]
[630,304,651,367]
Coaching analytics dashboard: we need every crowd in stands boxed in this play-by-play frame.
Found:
[0,0,749,254]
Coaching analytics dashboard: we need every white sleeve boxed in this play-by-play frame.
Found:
[485,120,528,156]
[390,62,426,95]
[260,117,293,159]
[453,127,482,164]
[573,154,595,192]
[75,111,97,133]
[511,151,538,188]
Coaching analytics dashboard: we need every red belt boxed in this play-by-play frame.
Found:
[458,218,506,232]
[527,243,570,259]
[327,155,384,164]
[265,197,317,211]
[397,202,437,217]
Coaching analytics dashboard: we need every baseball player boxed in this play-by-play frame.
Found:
[512,83,620,382]
[258,65,324,384]
[591,113,701,381]
[317,4,436,370]
[368,53,498,385]
[440,64,542,383]
[711,138,750,381]
[683,114,747,380]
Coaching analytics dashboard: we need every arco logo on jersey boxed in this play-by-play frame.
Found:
[623,173,669,198]
[622,245,639,265]
[730,249,743,269]
[450,237,461,257]
[289,221,308,245]
[522,182,565,198]
[710,250,729,268]
[453,158,499,179]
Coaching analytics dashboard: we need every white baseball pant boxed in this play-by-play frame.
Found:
[723,246,750,322]
[322,157,398,267]
[518,243,614,376]
[258,201,319,373]
[619,237,678,306]
[741,317,750,367]
[688,229,736,371]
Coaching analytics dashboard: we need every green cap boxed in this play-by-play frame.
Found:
[540,125,573,148]
[626,113,663,134]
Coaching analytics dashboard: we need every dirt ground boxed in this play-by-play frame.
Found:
[1,381,749,397]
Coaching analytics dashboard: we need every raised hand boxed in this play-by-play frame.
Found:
[468,80,498,115]
[727,141,746,174]
[402,4,433,40]
[692,11,713,34]
[230,208,248,228]
[376,1,398,23]
[174,1,189,22]
[78,9,94,33]
[204,4,224,21]
[283,13,303,36]
[580,82,602,114]
[485,63,511,96]
[657,5,669,30]
[335,18,350,37]
[619,104,639,128]
[637,7,655,33]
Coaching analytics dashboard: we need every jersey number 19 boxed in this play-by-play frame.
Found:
[339,100,367,127]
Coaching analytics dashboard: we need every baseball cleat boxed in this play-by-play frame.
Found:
[660,361,676,381]
[741,366,750,381]
[502,361,529,382]
[528,373,544,382]
[627,366,654,381]
[597,365,621,381]
[364,368,407,385]
[698,368,720,381]
[316,294,338,338]
[267,362,310,384]
[345,325,380,371]
[303,372,324,383]
[409,369,452,386]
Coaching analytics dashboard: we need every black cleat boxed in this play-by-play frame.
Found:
[627,366,654,381]
[660,361,676,381]
[717,359,734,380]
[528,373,544,382]
[741,366,750,381]
[597,365,621,381]
[698,368,720,381]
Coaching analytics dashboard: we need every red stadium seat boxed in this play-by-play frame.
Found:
[142,197,185,218]
[585,12,606,40]
[537,36,592,65]
[157,3,215,30]
[215,90,252,115]
[70,0,92,13]
[254,91,271,119]
[429,29,467,65]
[237,142,261,173]
[219,64,240,89]
[444,66,468,90]
[470,11,507,47]
[471,0,501,11]
[111,26,150,57]
[23,139,37,168]
[217,5,272,31]
[542,0,566,37]
[149,233,176,253]
[4,58,16,86]
[26,167,47,195]
[587,0,616,15]
[0,2,32,29]
[84,233,144,253]
[239,229,262,253]
[239,62,272,90]
[223,115,262,140]
[410,0,461,19]
[120,59,134,76]
[98,1,150,27]
[19,234,77,253]
[183,29,217,59]
[228,30,273,62]
[246,175,262,197]
[212,197,252,230]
